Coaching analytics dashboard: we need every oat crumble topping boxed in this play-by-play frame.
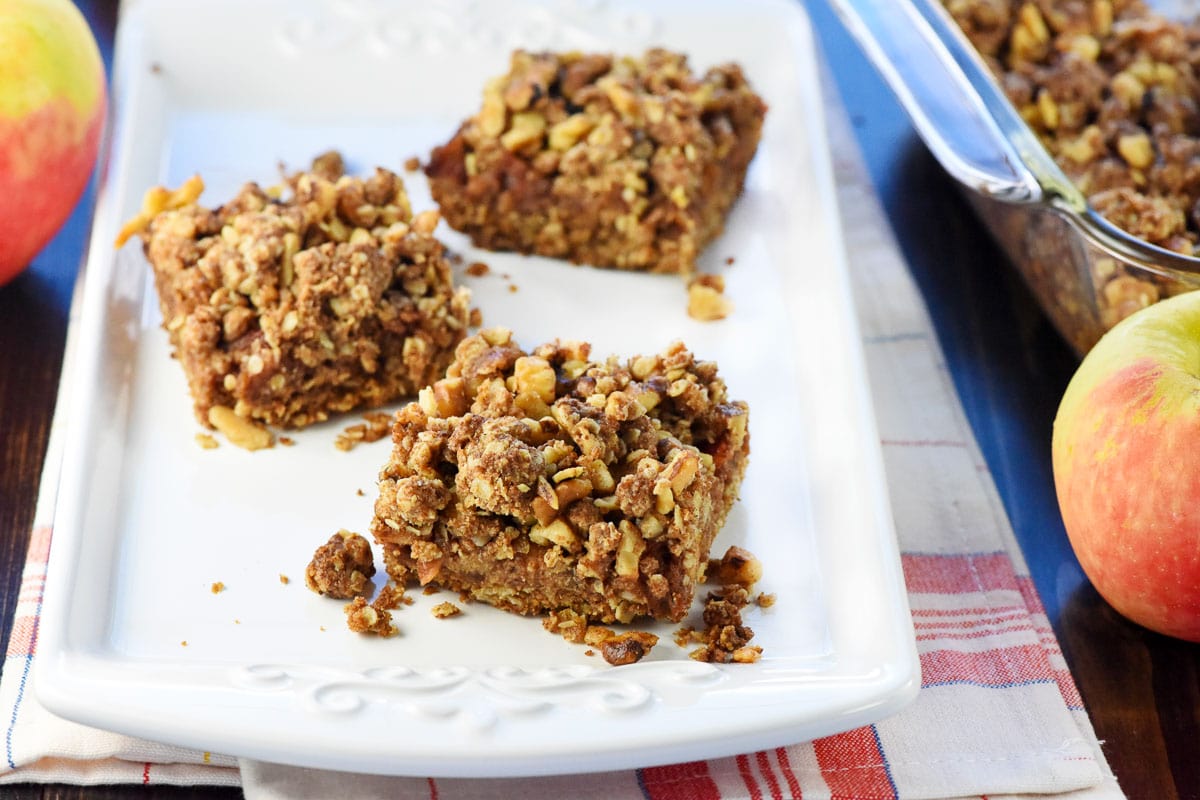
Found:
[123,156,471,431]
[426,49,766,274]
[370,327,750,624]
[305,530,376,599]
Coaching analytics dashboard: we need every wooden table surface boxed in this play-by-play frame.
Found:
[1,1,1196,798]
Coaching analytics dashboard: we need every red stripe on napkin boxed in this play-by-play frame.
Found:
[638,760,719,800]
[736,754,763,800]
[26,527,51,564]
[755,750,784,799]
[813,726,896,799]
[774,748,802,798]
[5,617,38,659]
[921,644,1055,688]
[1017,576,1086,709]
[902,553,1018,595]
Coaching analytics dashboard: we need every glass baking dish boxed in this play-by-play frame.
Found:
[828,0,1200,355]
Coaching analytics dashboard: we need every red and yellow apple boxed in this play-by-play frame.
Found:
[1053,290,1200,641]
[0,0,106,286]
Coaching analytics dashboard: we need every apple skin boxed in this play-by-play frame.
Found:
[0,0,106,286]
[1052,290,1200,642]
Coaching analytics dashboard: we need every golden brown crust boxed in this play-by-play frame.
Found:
[370,327,750,624]
[426,49,766,274]
[137,160,471,429]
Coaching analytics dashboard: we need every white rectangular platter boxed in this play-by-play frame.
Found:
[35,0,919,778]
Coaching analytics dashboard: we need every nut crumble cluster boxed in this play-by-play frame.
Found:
[945,0,1200,328]
[124,156,472,432]
[426,48,766,274]
[370,327,750,625]
[305,530,376,600]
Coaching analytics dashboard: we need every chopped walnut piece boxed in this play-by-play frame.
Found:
[344,597,398,637]
[599,631,659,666]
[731,645,763,663]
[114,174,204,247]
[431,601,462,618]
[308,150,346,182]
[583,625,616,646]
[208,405,274,451]
[687,274,733,321]
[707,545,763,588]
[195,433,218,450]
[305,530,377,599]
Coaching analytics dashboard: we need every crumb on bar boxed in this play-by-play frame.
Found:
[599,631,659,665]
[344,596,398,637]
[431,601,462,618]
[687,274,732,322]
[689,584,761,663]
[706,545,762,588]
[305,530,377,599]
[335,411,394,451]
[374,583,407,610]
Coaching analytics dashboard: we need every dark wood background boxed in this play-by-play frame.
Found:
[0,1,1195,797]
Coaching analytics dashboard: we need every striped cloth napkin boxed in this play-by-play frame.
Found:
[0,78,1125,799]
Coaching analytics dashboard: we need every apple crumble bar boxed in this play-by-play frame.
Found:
[123,160,471,430]
[425,49,766,274]
[370,328,750,624]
